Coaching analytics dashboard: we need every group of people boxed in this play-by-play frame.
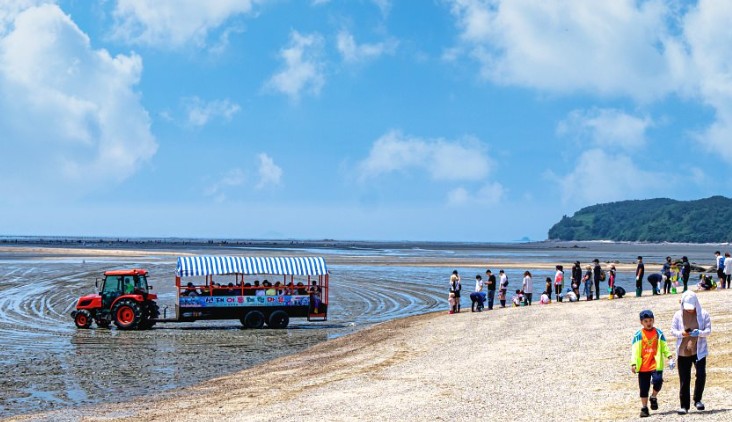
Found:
[631,290,712,417]
[452,252,731,313]
[181,280,319,297]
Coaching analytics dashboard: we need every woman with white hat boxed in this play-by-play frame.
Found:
[670,291,712,414]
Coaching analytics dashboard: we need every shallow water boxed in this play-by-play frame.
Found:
[0,242,719,418]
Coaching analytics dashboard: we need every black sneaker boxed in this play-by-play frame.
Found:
[640,407,650,418]
[695,401,705,410]
[650,397,658,410]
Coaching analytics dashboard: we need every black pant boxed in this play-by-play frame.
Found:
[638,371,664,398]
[663,279,671,294]
[525,292,532,305]
[594,279,600,299]
[682,274,689,292]
[487,290,495,309]
[678,356,706,410]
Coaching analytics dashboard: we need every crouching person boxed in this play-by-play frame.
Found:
[631,309,674,418]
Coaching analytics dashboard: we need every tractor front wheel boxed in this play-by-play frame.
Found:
[112,299,143,330]
[74,310,92,329]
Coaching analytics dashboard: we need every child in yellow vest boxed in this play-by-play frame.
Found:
[631,309,675,418]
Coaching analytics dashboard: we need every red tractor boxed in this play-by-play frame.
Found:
[71,269,160,330]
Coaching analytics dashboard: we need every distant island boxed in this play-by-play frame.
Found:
[548,196,732,243]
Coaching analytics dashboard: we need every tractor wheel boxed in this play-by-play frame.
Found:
[241,310,265,329]
[112,299,143,330]
[139,301,159,330]
[267,310,290,329]
[74,310,93,329]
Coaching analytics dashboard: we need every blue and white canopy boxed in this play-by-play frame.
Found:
[176,256,328,277]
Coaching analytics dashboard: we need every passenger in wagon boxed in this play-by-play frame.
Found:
[181,282,199,296]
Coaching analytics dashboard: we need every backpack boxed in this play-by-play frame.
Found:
[599,269,606,281]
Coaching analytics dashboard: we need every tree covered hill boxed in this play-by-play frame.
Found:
[548,196,732,243]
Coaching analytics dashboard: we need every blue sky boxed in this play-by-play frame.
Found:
[0,0,729,241]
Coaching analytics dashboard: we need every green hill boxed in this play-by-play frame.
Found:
[548,196,732,243]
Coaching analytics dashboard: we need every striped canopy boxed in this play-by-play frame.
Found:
[176,256,328,277]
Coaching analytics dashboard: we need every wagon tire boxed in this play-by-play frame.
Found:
[242,310,265,329]
[112,299,143,330]
[267,310,290,329]
[74,310,93,329]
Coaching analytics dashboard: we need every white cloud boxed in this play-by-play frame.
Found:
[448,182,505,206]
[553,149,668,204]
[446,0,681,101]
[204,168,246,202]
[357,130,493,182]
[0,4,156,202]
[337,30,396,63]
[372,0,391,17]
[255,153,282,189]
[110,0,258,49]
[184,96,240,127]
[557,108,652,150]
[0,0,53,35]
[266,31,325,101]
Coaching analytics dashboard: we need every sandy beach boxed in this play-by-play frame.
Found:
[11,286,731,421]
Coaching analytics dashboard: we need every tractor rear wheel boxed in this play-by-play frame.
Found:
[267,310,290,329]
[139,301,159,330]
[241,310,265,329]
[74,310,92,329]
[112,299,143,330]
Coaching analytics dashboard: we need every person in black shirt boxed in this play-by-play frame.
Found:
[681,256,691,293]
[485,269,496,310]
[571,261,582,299]
[592,259,602,300]
[647,273,662,295]
[636,256,645,297]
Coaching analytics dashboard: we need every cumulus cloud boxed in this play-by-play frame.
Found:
[357,130,492,182]
[266,31,325,101]
[446,0,682,101]
[184,96,240,127]
[337,30,397,63]
[0,4,156,202]
[557,108,652,150]
[553,149,669,204]
[255,153,282,189]
[110,0,258,49]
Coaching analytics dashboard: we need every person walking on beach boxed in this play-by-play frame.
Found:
[592,259,602,300]
[554,265,564,300]
[714,251,725,288]
[670,291,712,414]
[631,309,674,418]
[662,257,673,294]
[571,261,582,299]
[680,256,691,293]
[485,269,496,310]
[723,252,732,289]
[636,256,645,297]
[522,271,533,305]
[583,265,593,300]
[498,270,508,308]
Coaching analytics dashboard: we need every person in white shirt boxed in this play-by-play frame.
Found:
[723,252,732,289]
[522,271,533,305]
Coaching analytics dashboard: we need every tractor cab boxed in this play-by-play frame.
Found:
[99,269,151,307]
